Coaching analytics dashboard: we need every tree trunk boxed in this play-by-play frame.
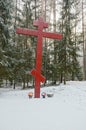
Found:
[53,0,57,84]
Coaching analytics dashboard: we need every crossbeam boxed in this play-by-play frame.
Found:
[16,28,62,40]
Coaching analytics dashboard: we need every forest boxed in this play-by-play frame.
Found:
[0,0,86,89]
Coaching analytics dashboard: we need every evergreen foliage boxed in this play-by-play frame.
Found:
[0,0,13,85]
[0,0,83,87]
[58,0,83,84]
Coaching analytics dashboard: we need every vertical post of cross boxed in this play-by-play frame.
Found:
[31,17,48,98]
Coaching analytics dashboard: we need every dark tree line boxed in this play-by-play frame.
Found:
[0,0,84,88]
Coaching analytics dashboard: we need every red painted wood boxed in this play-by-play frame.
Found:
[16,17,62,98]
[33,17,48,28]
[16,28,38,36]
[33,17,48,98]
[31,69,45,83]
[43,32,62,40]
[16,28,62,40]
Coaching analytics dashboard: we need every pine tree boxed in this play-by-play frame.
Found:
[58,0,82,84]
[0,0,13,84]
[13,0,37,89]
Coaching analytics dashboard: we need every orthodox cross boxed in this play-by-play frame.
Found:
[16,17,62,98]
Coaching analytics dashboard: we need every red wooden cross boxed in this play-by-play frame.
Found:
[16,17,62,98]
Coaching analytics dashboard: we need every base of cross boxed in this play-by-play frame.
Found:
[31,68,46,98]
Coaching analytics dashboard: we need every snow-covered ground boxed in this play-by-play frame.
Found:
[0,81,86,130]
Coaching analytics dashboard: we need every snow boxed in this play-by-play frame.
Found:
[0,81,86,130]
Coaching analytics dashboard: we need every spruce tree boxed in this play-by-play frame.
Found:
[58,0,82,84]
[0,0,13,84]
